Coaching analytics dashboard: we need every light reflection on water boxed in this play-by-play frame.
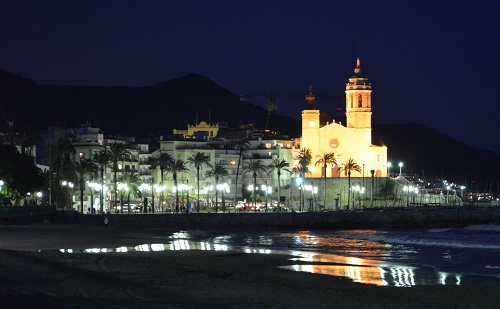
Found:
[56,238,461,287]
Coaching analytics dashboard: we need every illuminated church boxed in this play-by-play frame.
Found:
[300,58,388,178]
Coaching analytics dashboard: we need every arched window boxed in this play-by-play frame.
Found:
[358,94,362,107]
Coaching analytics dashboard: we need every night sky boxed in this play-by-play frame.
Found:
[1,1,499,152]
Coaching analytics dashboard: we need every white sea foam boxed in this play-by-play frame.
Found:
[465,224,500,232]
[339,233,500,250]
[428,228,453,233]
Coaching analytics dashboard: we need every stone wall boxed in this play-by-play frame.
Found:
[78,206,500,229]
[0,206,58,224]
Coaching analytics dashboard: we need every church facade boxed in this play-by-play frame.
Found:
[300,58,388,178]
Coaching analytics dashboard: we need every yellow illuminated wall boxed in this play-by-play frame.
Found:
[299,58,388,178]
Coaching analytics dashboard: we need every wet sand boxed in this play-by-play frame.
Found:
[0,222,499,308]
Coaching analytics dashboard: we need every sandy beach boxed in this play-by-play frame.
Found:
[0,222,499,309]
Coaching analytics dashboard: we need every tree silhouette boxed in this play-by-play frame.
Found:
[74,158,97,213]
[315,152,337,209]
[205,161,228,212]
[187,152,210,212]
[243,159,268,210]
[339,158,361,209]
[268,158,290,211]
[167,159,188,212]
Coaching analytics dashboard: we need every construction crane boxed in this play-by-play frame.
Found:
[241,85,408,130]
[240,86,344,130]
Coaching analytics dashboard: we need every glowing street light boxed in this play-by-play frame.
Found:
[154,184,167,212]
[387,162,392,177]
[87,181,100,214]
[216,183,230,212]
[398,162,403,177]
[61,180,74,209]
[139,183,152,213]
[403,185,418,206]
[204,185,214,211]
[305,184,318,211]
[117,182,129,213]
[36,192,43,205]
[261,183,272,211]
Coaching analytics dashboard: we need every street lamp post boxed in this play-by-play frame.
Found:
[154,184,167,212]
[204,185,214,212]
[150,179,155,213]
[370,170,375,208]
[362,164,365,188]
[247,184,256,211]
[139,183,152,213]
[446,185,451,204]
[87,181,99,214]
[261,183,272,212]
[216,183,230,212]
[304,183,318,211]
[61,181,74,209]
[296,177,303,212]
[36,192,43,206]
[398,162,403,177]
[403,185,418,206]
[460,186,466,205]
[117,182,129,213]
[387,162,392,178]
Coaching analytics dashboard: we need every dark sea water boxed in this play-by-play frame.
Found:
[63,224,500,287]
[162,224,500,287]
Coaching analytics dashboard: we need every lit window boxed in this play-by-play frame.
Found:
[265,143,271,148]
[79,153,85,159]
[118,164,123,170]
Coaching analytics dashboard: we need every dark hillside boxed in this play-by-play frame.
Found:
[373,123,500,184]
[0,71,301,137]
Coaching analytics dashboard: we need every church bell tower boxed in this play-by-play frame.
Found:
[345,58,372,129]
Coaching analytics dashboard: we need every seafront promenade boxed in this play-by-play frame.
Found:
[79,206,500,228]
[2,205,499,228]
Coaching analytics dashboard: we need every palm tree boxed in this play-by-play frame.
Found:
[315,152,338,209]
[232,138,250,207]
[157,152,173,210]
[296,148,312,178]
[92,150,111,213]
[243,159,269,210]
[264,97,277,130]
[108,143,132,210]
[73,158,98,213]
[122,171,140,213]
[205,161,228,212]
[187,152,210,212]
[339,158,362,210]
[47,137,76,208]
[268,158,290,211]
[167,159,189,212]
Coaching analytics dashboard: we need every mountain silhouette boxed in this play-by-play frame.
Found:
[0,70,300,138]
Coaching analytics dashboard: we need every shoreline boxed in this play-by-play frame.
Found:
[0,223,499,308]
